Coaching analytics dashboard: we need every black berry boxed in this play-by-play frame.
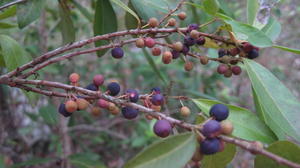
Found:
[107,82,120,96]
[181,45,190,55]
[218,48,227,58]
[209,104,229,121]
[85,83,98,91]
[111,47,124,59]
[171,50,180,59]
[184,36,196,46]
[202,120,221,138]
[151,87,161,94]
[247,49,259,59]
[126,89,139,103]
[187,23,199,32]
[200,138,220,155]
[151,94,164,106]
[153,119,172,138]
[58,103,72,117]
[122,106,138,119]
[196,36,205,45]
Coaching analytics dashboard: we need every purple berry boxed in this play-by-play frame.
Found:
[111,47,124,59]
[218,48,227,58]
[153,119,172,138]
[200,138,220,155]
[171,50,180,59]
[151,94,164,106]
[209,104,229,121]
[107,82,120,96]
[181,45,190,55]
[184,36,196,46]
[196,36,205,45]
[122,106,138,119]
[126,89,139,103]
[187,23,199,32]
[151,87,161,94]
[85,83,98,91]
[217,64,229,74]
[58,103,72,117]
[202,120,221,138]
[247,49,259,59]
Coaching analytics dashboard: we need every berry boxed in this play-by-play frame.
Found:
[220,120,234,135]
[136,38,145,48]
[151,94,164,106]
[218,48,227,58]
[162,51,172,64]
[85,83,98,91]
[192,148,204,161]
[190,30,199,39]
[177,12,186,20]
[229,47,240,56]
[65,100,78,113]
[202,120,221,138]
[171,50,180,59]
[111,47,124,59]
[173,42,183,52]
[91,106,101,117]
[218,140,226,152]
[144,37,156,48]
[247,49,259,59]
[231,66,242,75]
[126,89,139,103]
[148,17,159,28]
[184,36,196,46]
[107,82,120,96]
[200,138,220,155]
[110,107,120,115]
[242,42,254,53]
[122,106,138,119]
[145,114,153,120]
[224,69,232,78]
[151,87,161,94]
[151,47,161,56]
[181,45,190,55]
[251,141,264,154]
[58,103,72,117]
[69,73,80,83]
[217,64,229,74]
[153,119,172,138]
[209,104,229,121]
[76,98,89,110]
[184,61,193,71]
[167,18,176,26]
[151,105,161,112]
[108,102,117,111]
[97,99,109,109]
[196,36,206,45]
[187,24,199,32]
[180,106,191,117]
[93,74,104,86]
[200,56,209,65]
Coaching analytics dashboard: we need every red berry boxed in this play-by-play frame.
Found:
[65,100,78,113]
[177,12,186,20]
[167,18,176,26]
[231,66,242,75]
[242,42,254,53]
[69,73,80,83]
[97,99,109,109]
[217,64,228,74]
[151,47,161,56]
[162,51,172,64]
[184,61,193,71]
[229,48,240,56]
[93,74,104,86]
[144,37,156,48]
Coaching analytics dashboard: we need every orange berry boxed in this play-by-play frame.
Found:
[76,98,89,110]
[91,106,101,117]
[184,61,194,71]
[65,100,78,112]
[145,114,153,120]
[173,42,183,52]
[151,47,161,56]
[220,120,234,135]
[180,106,191,117]
[162,51,173,64]
[136,38,145,48]
[177,12,186,20]
[167,18,176,26]
[69,73,80,83]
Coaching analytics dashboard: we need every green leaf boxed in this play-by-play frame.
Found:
[124,132,197,168]
[69,152,106,168]
[245,59,300,141]
[93,0,117,57]
[247,0,259,25]
[255,141,300,168]
[252,87,266,122]
[58,1,76,44]
[0,35,30,71]
[0,6,16,20]
[39,105,58,125]
[11,158,54,168]
[192,99,277,143]
[71,0,93,22]
[17,0,45,29]
[125,1,139,29]
[0,22,16,29]
[110,0,140,27]
[272,45,300,54]
[203,0,219,15]
[0,50,5,67]
[261,17,281,41]
[202,144,236,168]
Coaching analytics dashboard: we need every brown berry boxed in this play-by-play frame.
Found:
[217,64,229,74]
[180,106,191,117]
[65,100,78,113]
[144,37,156,48]
[224,69,232,78]
[173,42,183,52]
[192,148,203,161]
[69,73,80,83]
[162,51,173,64]
[231,66,242,75]
[200,56,209,65]
[190,30,199,39]
[110,107,120,115]
[167,18,176,26]
[177,12,186,20]
[136,38,145,48]
[76,98,89,110]
[91,106,101,117]
[184,61,193,71]
[151,47,161,56]
[151,105,161,112]
[108,102,117,111]
[148,17,159,28]
[220,120,234,135]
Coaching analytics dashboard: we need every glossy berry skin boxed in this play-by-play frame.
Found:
[202,120,221,138]
[181,45,190,55]
[151,87,161,94]
[126,89,139,103]
[122,106,138,119]
[93,74,104,86]
[107,82,120,96]
[153,119,172,138]
[111,47,124,59]
[217,64,228,74]
[247,49,259,59]
[58,103,72,117]
[196,36,205,45]
[187,24,199,32]
[151,47,161,56]
[144,37,156,48]
[85,83,98,91]
[200,138,220,155]
[184,36,196,46]
[209,104,229,121]
[218,48,227,58]
[151,94,164,106]
[231,66,242,75]
[97,99,109,109]
[171,50,180,59]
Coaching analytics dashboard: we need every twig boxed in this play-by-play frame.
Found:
[0,0,26,11]
[158,0,186,25]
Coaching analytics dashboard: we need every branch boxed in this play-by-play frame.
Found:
[158,0,186,25]
[0,0,26,11]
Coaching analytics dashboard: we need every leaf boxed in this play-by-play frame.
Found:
[203,0,219,15]
[247,0,259,25]
[255,141,300,168]
[124,132,197,168]
[0,35,30,71]
[69,152,106,168]
[58,1,76,44]
[16,0,45,28]
[39,105,58,125]
[261,17,281,41]
[192,99,277,143]
[0,50,5,67]
[272,45,300,54]
[252,87,266,122]
[71,0,93,22]
[11,158,54,168]
[245,59,300,141]
[202,144,236,168]
[93,0,117,57]
[0,6,16,20]
[125,1,139,29]
[0,22,16,29]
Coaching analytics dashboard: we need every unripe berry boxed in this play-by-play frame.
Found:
[180,106,191,117]
[200,138,220,155]
[202,120,221,138]
[151,94,164,106]
[85,83,98,91]
[151,87,161,94]
[107,82,120,96]
[108,102,117,111]
[110,106,120,115]
[218,48,227,58]
[144,37,156,48]
[93,74,104,86]
[187,24,199,32]
[145,114,153,120]
[177,12,186,20]
[251,141,264,154]
[58,103,72,117]
[184,36,196,46]
[91,106,101,117]
[190,30,199,39]
[162,51,173,64]
[217,64,229,74]
[76,98,89,110]
[65,100,78,113]
[247,49,259,59]
[231,66,242,75]
[111,47,124,59]
[242,42,254,53]
[220,120,234,135]
[151,105,161,112]
[151,47,161,56]
[171,50,180,59]
[209,104,229,121]
[229,47,240,56]
[126,89,139,103]
[200,56,209,65]
[167,18,176,26]
[69,73,80,83]
[97,99,109,109]
[153,119,172,138]
[196,36,206,45]
[173,42,183,52]
[148,17,159,28]
[184,61,194,71]
[181,45,190,55]
[135,38,145,48]
[122,106,138,119]
[224,69,232,78]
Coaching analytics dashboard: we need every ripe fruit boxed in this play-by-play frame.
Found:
[224,69,233,78]
[202,120,221,138]
[58,103,72,117]
[107,82,120,96]
[229,47,240,56]
[65,100,78,113]
[196,36,205,45]
[187,24,199,32]
[231,66,242,75]
[217,64,229,74]
[151,87,161,94]
[111,47,124,59]
[209,104,229,121]
[247,49,259,59]
[151,94,164,106]
[200,138,220,155]
[122,106,138,119]
[242,42,254,53]
[180,106,191,117]
[190,30,199,39]
[126,89,139,103]
[148,17,159,28]
[85,83,98,91]
[136,38,145,48]
[218,48,227,58]
[173,42,183,52]
[144,37,156,48]
[91,106,101,117]
[184,61,194,71]
[220,120,234,135]
[76,98,89,110]
[93,74,104,86]
[162,51,172,64]
[184,36,196,46]
[181,45,190,55]
[177,12,186,20]
[151,47,161,56]
[167,18,176,26]
[153,119,172,138]
[97,99,109,109]
[171,50,180,59]
[69,73,80,83]
[200,56,209,65]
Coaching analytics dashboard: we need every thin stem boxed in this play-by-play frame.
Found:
[0,0,26,11]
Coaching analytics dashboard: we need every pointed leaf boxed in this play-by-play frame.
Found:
[203,0,219,15]
[272,45,300,55]
[261,17,281,41]
[0,22,16,29]
[110,0,140,27]
[71,0,93,22]
[17,0,45,28]
[247,0,259,25]
[252,87,266,122]
[0,6,16,20]
[202,144,236,168]
[58,1,76,44]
